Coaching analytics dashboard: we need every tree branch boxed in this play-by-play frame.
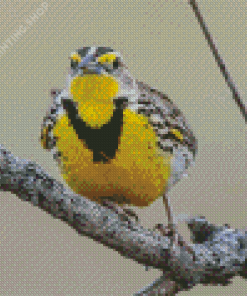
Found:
[1,144,246,295]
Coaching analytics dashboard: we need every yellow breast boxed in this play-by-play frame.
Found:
[52,75,171,207]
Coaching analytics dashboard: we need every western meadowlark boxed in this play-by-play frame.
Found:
[41,46,197,250]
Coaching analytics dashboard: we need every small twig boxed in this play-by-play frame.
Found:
[189,0,247,122]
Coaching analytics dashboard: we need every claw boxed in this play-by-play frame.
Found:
[101,199,139,222]
[154,223,196,260]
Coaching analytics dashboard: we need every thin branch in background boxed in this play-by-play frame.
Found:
[189,0,247,122]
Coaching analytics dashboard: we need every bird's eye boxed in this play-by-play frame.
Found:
[70,59,78,69]
[70,53,81,69]
[113,57,119,69]
[97,53,119,70]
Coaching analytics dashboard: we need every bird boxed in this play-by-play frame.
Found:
[40,46,198,251]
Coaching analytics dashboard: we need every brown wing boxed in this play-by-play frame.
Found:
[40,89,63,150]
[135,80,198,187]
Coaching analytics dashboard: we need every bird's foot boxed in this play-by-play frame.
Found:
[154,223,196,260]
[101,199,139,222]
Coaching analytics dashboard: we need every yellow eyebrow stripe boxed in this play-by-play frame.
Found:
[70,53,81,63]
[98,53,117,64]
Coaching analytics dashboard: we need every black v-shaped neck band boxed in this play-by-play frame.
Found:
[62,98,128,163]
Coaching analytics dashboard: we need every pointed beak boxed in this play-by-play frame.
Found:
[78,53,102,75]
[79,65,102,75]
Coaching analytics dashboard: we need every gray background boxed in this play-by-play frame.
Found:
[0,0,246,295]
